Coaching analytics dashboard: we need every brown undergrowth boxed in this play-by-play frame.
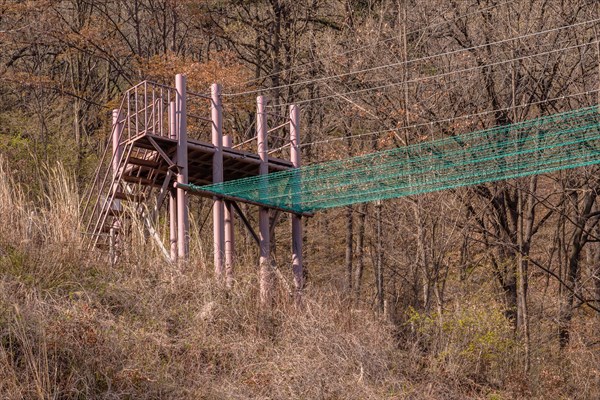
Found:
[0,159,598,399]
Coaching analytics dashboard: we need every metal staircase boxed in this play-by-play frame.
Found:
[81,81,177,259]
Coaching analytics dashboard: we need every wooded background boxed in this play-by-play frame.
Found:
[1,1,600,397]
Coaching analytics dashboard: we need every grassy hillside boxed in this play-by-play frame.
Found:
[0,161,599,399]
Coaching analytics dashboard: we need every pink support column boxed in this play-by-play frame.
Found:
[110,109,123,264]
[257,95,272,305]
[212,83,225,278]
[290,104,304,295]
[169,101,178,263]
[224,134,235,287]
[176,74,189,261]
[111,108,123,211]
[112,109,123,180]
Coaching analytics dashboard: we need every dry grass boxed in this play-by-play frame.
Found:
[0,158,599,399]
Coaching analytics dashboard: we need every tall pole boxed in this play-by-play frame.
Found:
[169,101,178,263]
[110,109,123,265]
[290,104,304,297]
[257,95,272,305]
[111,109,123,180]
[176,74,189,261]
[224,135,235,288]
[212,83,225,278]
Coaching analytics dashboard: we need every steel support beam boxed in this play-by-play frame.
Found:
[174,182,313,217]
[110,109,124,265]
[169,101,178,263]
[112,109,123,180]
[224,134,235,287]
[176,74,189,261]
[229,201,260,247]
[257,95,272,305]
[290,104,304,295]
[212,83,225,278]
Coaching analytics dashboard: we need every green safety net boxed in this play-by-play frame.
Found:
[192,106,600,213]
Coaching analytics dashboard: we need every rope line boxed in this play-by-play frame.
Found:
[270,39,599,107]
[191,105,600,213]
[224,17,599,97]
[226,0,517,91]
[298,89,600,149]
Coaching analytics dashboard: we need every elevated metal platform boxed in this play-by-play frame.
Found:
[125,133,293,187]
[82,76,304,300]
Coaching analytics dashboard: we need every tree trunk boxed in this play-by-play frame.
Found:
[354,203,367,305]
[416,204,430,310]
[375,200,384,313]
[559,189,595,348]
[590,222,600,328]
[345,206,354,292]
[517,183,534,374]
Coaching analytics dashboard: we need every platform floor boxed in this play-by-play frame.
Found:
[121,133,293,189]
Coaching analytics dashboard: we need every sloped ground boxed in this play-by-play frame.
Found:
[0,161,598,399]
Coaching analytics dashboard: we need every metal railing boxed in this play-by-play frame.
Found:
[81,80,214,252]
[122,81,175,142]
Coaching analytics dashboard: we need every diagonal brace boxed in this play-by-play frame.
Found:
[229,200,260,247]
[147,136,176,168]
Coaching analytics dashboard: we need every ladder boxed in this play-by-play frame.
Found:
[81,81,176,260]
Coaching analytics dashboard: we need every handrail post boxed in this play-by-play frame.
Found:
[290,104,304,298]
[176,74,189,261]
[212,83,225,278]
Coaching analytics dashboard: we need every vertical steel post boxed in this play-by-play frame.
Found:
[110,108,123,218]
[169,101,178,263]
[290,104,304,295]
[257,96,272,305]
[110,109,123,265]
[212,83,225,278]
[112,109,123,180]
[176,74,189,261]
[223,134,235,287]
